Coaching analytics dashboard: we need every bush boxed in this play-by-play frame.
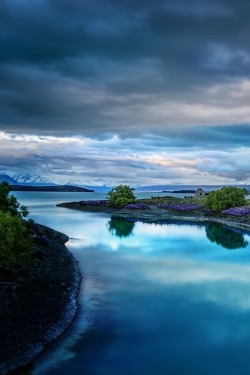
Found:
[0,212,32,273]
[205,187,248,212]
[0,181,28,217]
[107,185,136,207]
[0,182,32,275]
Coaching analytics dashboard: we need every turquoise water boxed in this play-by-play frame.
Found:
[13,192,250,375]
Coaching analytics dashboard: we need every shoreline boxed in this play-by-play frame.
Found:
[57,202,250,234]
[0,225,81,375]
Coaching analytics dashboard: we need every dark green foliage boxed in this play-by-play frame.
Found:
[107,185,136,207]
[205,187,247,212]
[0,212,32,273]
[108,217,135,238]
[0,181,29,217]
[205,223,248,250]
[0,182,32,275]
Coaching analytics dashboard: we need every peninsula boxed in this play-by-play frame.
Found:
[57,186,250,234]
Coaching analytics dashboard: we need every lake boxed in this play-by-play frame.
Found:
[13,192,250,375]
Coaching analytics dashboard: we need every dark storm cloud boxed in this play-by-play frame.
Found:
[1,0,245,75]
[176,125,250,148]
[1,0,250,138]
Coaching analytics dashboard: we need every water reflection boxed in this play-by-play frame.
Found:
[26,242,250,375]
[205,223,248,250]
[107,217,135,238]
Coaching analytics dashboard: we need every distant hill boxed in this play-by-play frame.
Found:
[10,185,94,192]
[168,190,196,194]
[136,184,250,193]
[80,185,111,193]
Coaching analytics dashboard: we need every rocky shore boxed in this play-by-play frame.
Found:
[0,225,81,375]
[57,201,250,233]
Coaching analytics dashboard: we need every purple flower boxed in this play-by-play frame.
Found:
[157,203,203,211]
[222,206,250,216]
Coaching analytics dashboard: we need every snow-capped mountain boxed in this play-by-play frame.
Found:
[12,174,57,186]
[0,172,17,184]
[0,171,113,189]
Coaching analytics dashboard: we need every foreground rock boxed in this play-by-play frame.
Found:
[0,225,81,375]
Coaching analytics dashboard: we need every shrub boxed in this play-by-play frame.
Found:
[0,181,29,217]
[0,182,32,275]
[0,212,32,273]
[107,185,136,207]
[205,187,248,212]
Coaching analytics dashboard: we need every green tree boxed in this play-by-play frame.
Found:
[0,212,32,274]
[0,181,28,217]
[205,187,248,212]
[0,182,32,275]
[107,185,136,207]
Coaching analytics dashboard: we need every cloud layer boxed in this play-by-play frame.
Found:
[0,0,249,183]
[0,132,249,185]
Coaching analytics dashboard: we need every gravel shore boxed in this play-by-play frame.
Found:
[0,224,81,375]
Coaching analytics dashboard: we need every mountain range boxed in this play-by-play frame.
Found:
[0,172,249,193]
[0,172,112,192]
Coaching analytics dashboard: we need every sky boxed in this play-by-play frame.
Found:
[0,0,250,186]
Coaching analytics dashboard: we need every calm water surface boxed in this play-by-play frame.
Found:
[13,192,250,375]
